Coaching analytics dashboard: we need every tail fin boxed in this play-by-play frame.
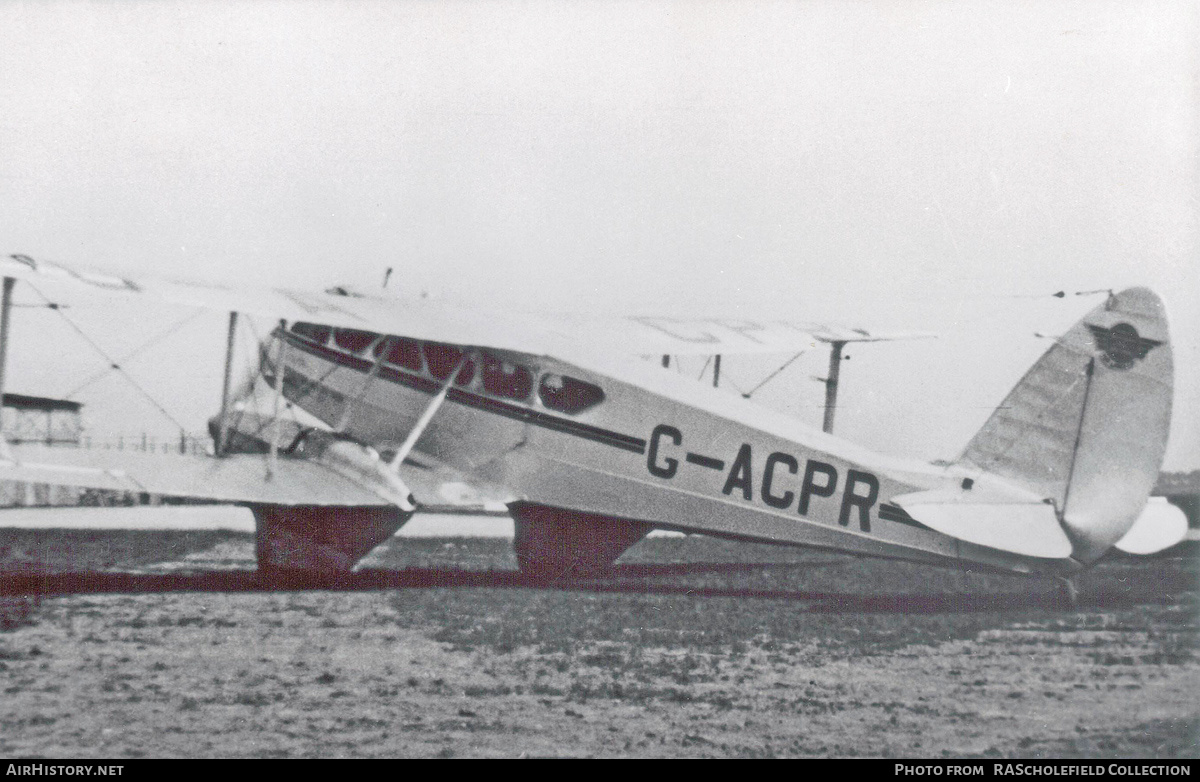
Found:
[957,287,1173,563]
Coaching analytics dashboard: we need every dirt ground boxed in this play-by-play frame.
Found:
[0,528,1196,758]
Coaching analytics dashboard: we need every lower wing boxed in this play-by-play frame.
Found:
[0,440,413,510]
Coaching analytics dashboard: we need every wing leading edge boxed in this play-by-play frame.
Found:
[0,253,933,360]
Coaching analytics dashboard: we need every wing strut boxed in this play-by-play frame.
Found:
[821,340,847,434]
[0,277,16,461]
[267,320,288,478]
[387,354,468,473]
[214,311,239,457]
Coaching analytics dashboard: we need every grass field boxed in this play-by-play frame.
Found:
[0,526,1196,758]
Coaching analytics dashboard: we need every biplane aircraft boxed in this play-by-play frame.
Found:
[0,253,1186,587]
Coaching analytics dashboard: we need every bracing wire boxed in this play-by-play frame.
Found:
[64,309,207,398]
[29,283,190,432]
[230,316,286,441]
[234,318,323,440]
[223,317,260,440]
[741,352,805,399]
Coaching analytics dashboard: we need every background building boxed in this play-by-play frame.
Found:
[0,393,82,506]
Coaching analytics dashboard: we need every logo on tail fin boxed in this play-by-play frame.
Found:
[1085,322,1162,370]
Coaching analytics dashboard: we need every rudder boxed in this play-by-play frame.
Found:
[957,288,1173,563]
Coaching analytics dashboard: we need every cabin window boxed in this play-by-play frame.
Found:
[423,343,475,385]
[481,352,534,401]
[291,322,331,344]
[374,336,423,372]
[539,374,605,415]
[333,328,379,354]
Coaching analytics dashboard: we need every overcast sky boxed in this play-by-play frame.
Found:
[1,0,1196,469]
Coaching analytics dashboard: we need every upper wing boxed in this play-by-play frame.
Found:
[0,253,932,359]
[548,313,933,356]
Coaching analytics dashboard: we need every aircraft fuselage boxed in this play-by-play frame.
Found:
[275,325,1060,575]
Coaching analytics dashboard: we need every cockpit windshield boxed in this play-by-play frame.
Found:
[291,322,331,344]
[333,328,379,354]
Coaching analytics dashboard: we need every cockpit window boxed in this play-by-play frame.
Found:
[481,352,533,401]
[333,329,379,354]
[291,322,331,344]
[539,374,605,415]
[374,336,423,372]
[423,343,475,385]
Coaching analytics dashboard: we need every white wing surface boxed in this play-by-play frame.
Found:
[0,253,932,359]
[0,444,398,507]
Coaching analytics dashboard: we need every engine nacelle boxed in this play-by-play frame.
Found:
[210,414,419,574]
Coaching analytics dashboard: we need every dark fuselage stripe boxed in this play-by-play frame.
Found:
[282,333,648,454]
[879,503,926,528]
[685,452,726,470]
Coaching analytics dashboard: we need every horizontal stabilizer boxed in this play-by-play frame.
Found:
[893,488,1073,559]
[1113,498,1188,555]
[0,443,408,508]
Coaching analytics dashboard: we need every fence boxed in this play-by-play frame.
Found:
[72,433,212,457]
